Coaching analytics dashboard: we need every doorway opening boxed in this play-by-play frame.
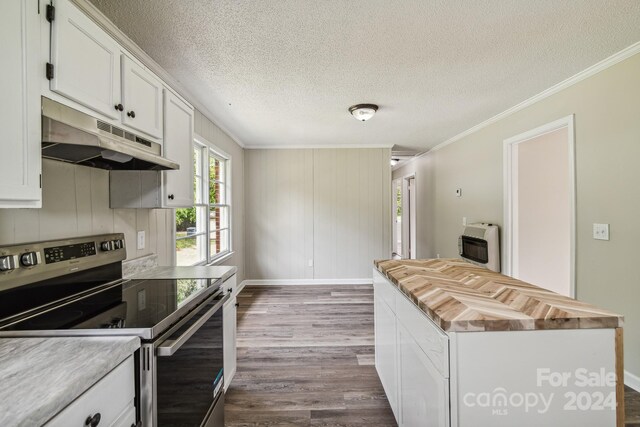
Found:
[503,115,575,297]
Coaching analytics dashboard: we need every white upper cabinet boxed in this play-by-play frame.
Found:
[122,55,164,139]
[47,0,164,141]
[49,0,121,120]
[163,89,194,207]
[0,0,42,208]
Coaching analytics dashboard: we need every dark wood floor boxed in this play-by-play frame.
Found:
[225,285,396,426]
[224,284,640,426]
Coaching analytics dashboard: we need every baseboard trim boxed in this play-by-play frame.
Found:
[625,370,640,392]
[240,279,373,286]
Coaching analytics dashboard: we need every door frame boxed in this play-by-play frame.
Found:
[392,178,402,257]
[402,173,416,259]
[502,115,576,297]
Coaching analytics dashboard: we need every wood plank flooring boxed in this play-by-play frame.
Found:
[224,284,640,426]
[224,285,396,426]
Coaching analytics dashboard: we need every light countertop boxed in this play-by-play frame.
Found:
[0,336,140,427]
[375,258,623,332]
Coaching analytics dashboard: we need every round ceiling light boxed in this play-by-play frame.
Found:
[349,104,378,121]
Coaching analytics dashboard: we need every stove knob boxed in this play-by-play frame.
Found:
[100,241,113,251]
[0,255,18,272]
[114,239,122,250]
[20,252,39,267]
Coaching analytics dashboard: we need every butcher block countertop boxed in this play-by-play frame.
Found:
[374,258,623,332]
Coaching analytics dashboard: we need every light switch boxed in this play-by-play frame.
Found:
[456,188,462,197]
[593,223,610,241]
[137,231,146,249]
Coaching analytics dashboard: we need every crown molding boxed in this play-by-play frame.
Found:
[70,0,246,149]
[404,40,640,165]
[244,143,393,150]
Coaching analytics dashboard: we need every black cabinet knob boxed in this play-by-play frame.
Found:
[127,111,136,118]
[114,103,124,111]
[85,413,101,427]
[227,287,233,293]
[168,194,174,200]
[131,422,142,427]
[235,302,240,307]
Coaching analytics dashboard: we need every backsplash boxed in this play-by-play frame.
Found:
[0,159,173,264]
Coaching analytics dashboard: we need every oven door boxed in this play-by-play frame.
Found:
[153,292,229,427]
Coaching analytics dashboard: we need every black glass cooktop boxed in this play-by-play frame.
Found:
[0,276,220,335]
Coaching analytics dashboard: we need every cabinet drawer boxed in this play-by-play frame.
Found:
[373,269,396,311]
[395,292,449,378]
[46,356,135,427]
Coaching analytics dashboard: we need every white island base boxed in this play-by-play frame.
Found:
[373,269,623,427]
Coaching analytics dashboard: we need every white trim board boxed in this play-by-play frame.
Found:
[626,370,640,392]
[240,279,373,286]
[244,144,394,150]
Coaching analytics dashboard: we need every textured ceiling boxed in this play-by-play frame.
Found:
[88,0,640,150]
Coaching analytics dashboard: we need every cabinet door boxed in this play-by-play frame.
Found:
[50,0,121,120]
[0,0,41,208]
[398,324,449,427]
[223,297,237,391]
[374,294,399,420]
[122,55,163,138]
[162,90,194,207]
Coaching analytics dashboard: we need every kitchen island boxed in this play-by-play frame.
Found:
[373,258,623,427]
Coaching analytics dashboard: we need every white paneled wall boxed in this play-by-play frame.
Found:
[245,148,391,280]
[0,160,173,263]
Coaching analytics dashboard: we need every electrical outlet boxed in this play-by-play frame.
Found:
[137,231,146,250]
[462,217,467,226]
[456,188,462,197]
[308,259,313,267]
[593,223,609,241]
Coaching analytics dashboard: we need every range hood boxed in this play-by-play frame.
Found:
[41,97,179,171]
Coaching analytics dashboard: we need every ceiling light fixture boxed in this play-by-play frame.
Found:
[349,104,378,121]
[390,158,399,166]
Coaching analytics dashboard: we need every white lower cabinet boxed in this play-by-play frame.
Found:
[374,290,399,419]
[223,274,238,391]
[45,356,135,427]
[374,269,448,427]
[398,323,449,427]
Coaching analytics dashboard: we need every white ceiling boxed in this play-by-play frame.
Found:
[88,0,640,150]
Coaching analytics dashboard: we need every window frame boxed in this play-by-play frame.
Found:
[174,135,232,266]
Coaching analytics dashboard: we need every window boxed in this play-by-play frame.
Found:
[175,140,231,265]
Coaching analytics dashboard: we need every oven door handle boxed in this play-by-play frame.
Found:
[157,293,230,357]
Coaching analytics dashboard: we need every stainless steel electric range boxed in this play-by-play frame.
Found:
[0,233,228,427]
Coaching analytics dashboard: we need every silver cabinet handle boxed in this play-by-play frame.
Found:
[157,293,229,356]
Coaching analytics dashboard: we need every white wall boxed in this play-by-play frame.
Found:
[0,159,173,263]
[245,148,392,280]
[392,52,640,379]
[515,128,571,295]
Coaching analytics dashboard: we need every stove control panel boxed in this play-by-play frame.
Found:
[44,242,97,264]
